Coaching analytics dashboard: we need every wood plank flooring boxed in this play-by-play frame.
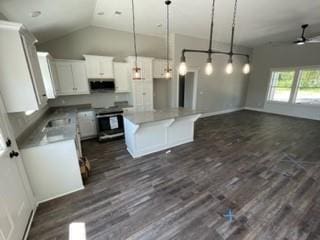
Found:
[27,110,320,240]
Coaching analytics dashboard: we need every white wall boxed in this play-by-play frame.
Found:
[38,26,166,61]
[245,44,320,120]
[171,33,252,113]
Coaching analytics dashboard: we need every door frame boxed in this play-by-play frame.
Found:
[176,67,199,110]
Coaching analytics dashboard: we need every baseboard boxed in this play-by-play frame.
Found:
[36,186,85,204]
[23,203,38,240]
[244,107,320,121]
[244,107,265,112]
[201,107,244,118]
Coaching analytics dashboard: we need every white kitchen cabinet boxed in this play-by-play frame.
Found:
[153,59,173,79]
[83,55,114,79]
[127,56,154,111]
[54,59,89,96]
[0,21,47,112]
[21,139,84,203]
[77,111,97,139]
[114,62,130,93]
[37,52,57,99]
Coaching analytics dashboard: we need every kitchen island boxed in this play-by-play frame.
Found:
[123,108,201,158]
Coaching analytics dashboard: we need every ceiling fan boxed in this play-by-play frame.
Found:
[268,24,320,46]
[293,24,320,45]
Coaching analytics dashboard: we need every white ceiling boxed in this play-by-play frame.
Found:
[1,0,320,47]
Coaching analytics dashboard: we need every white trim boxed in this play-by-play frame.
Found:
[200,107,244,118]
[23,204,38,240]
[244,107,320,121]
[36,187,84,204]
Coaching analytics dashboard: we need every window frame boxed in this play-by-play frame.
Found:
[266,65,320,107]
[266,68,297,104]
[293,66,320,106]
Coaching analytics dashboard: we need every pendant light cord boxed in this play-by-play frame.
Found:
[131,0,138,69]
[165,1,171,71]
[208,0,216,54]
[229,0,238,55]
[232,0,238,28]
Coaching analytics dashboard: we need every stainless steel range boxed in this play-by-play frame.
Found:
[95,107,124,142]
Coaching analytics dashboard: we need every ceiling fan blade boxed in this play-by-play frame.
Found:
[307,35,320,43]
[306,39,320,43]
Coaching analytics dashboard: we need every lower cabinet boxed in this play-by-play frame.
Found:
[54,59,89,96]
[20,139,84,203]
[77,111,97,139]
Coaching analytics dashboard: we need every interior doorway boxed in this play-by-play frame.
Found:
[178,70,198,110]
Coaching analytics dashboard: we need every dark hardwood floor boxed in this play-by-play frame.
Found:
[27,110,320,240]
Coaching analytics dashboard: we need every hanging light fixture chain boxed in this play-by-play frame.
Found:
[232,0,238,28]
[229,0,238,56]
[131,0,138,69]
[208,0,216,53]
[166,1,170,71]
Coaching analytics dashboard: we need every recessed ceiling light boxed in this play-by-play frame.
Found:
[30,11,41,18]
[114,11,122,16]
[97,11,105,16]
[157,24,162,28]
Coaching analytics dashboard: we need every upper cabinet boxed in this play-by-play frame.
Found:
[153,59,173,79]
[0,21,47,113]
[37,52,58,99]
[54,59,89,96]
[114,62,130,93]
[83,55,114,79]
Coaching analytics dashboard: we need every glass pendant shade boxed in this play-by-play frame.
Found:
[242,63,250,74]
[179,62,187,76]
[165,70,171,79]
[225,61,233,74]
[205,62,213,75]
[133,67,141,79]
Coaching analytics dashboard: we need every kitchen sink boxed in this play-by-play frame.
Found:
[46,118,71,128]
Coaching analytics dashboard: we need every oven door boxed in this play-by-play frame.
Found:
[97,113,124,134]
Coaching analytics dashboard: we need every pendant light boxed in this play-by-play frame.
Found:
[131,0,141,79]
[164,0,172,79]
[178,0,250,76]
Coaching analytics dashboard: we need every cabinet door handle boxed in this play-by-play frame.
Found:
[42,94,46,97]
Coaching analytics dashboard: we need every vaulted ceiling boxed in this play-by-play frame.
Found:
[1,0,320,47]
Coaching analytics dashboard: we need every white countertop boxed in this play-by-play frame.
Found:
[18,109,79,149]
[123,108,202,124]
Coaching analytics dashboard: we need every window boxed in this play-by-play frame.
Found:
[295,69,320,104]
[268,70,295,102]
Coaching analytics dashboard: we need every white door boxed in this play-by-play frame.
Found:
[132,81,144,111]
[55,61,75,95]
[99,57,114,79]
[0,97,33,240]
[114,63,130,93]
[72,62,89,95]
[78,111,97,139]
[143,81,154,111]
[21,35,47,107]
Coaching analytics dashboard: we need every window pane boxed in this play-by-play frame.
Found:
[295,70,320,104]
[268,71,295,102]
